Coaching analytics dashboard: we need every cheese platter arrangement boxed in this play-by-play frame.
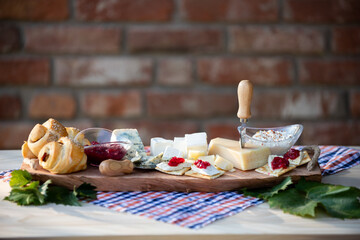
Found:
[20,80,321,192]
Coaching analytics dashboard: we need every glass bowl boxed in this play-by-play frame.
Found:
[238,124,303,155]
[77,128,132,166]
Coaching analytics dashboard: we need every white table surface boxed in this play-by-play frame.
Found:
[0,150,360,240]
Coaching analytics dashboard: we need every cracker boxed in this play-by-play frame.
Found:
[155,167,190,176]
[184,169,225,180]
[255,164,296,177]
[298,151,311,166]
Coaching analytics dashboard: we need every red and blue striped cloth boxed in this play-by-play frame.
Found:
[1,146,360,229]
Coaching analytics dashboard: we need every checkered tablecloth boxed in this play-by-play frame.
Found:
[1,146,360,229]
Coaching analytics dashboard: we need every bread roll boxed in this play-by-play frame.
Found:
[38,137,87,174]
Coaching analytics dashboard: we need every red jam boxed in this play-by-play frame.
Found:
[168,157,185,167]
[284,149,300,160]
[85,142,127,166]
[271,157,289,170]
[194,159,211,169]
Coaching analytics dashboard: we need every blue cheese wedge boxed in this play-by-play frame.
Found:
[111,129,147,161]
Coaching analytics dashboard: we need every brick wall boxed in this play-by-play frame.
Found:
[0,0,359,149]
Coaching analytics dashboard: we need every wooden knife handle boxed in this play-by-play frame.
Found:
[237,80,253,121]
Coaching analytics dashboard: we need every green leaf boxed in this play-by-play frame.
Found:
[299,182,360,219]
[242,177,293,200]
[268,188,318,217]
[75,183,97,199]
[4,181,45,206]
[9,170,32,187]
[46,185,81,206]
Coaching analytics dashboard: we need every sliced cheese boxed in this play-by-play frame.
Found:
[208,138,271,171]
[288,151,304,166]
[162,146,182,160]
[150,137,173,156]
[173,137,187,158]
[214,155,233,171]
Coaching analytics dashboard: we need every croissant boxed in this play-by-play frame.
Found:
[66,127,91,146]
[21,141,37,159]
[26,119,68,157]
[38,137,87,174]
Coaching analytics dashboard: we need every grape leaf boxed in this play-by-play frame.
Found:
[242,177,360,219]
[9,169,32,187]
[296,179,360,219]
[75,183,97,199]
[4,170,97,207]
[268,188,318,217]
[46,185,81,206]
[242,176,293,200]
[5,181,45,206]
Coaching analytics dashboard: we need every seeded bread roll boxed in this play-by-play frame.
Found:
[66,127,91,146]
[26,119,68,157]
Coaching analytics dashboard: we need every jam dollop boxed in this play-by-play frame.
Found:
[194,159,211,169]
[168,157,185,167]
[284,148,300,160]
[271,156,289,170]
[85,142,127,166]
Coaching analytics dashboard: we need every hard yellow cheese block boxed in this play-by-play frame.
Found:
[208,138,271,171]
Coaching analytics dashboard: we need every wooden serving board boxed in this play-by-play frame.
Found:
[21,163,322,192]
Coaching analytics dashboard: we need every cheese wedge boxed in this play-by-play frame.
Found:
[208,138,271,171]
[214,155,234,171]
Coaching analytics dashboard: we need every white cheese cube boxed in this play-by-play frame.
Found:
[185,132,208,152]
[162,146,183,160]
[173,137,187,158]
[187,149,207,160]
[150,137,173,156]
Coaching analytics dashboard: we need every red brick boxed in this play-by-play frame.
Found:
[147,91,237,118]
[0,58,49,86]
[0,95,21,120]
[0,24,21,53]
[25,26,121,54]
[197,58,292,86]
[54,58,152,86]
[251,91,346,120]
[28,93,76,120]
[301,121,360,145]
[103,120,199,145]
[350,91,360,118]
[332,27,360,54]
[81,91,142,118]
[229,26,324,54]
[75,0,173,22]
[204,122,239,141]
[0,122,33,149]
[128,27,223,53]
[299,60,360,85]
[180,0,278,22]
[0,0,68,21]
[158,58,193,86]
[284,0,360,23]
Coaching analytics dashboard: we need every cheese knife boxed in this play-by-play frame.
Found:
[237,80,253,148]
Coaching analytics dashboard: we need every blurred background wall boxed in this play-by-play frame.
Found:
[0,0,359,149]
